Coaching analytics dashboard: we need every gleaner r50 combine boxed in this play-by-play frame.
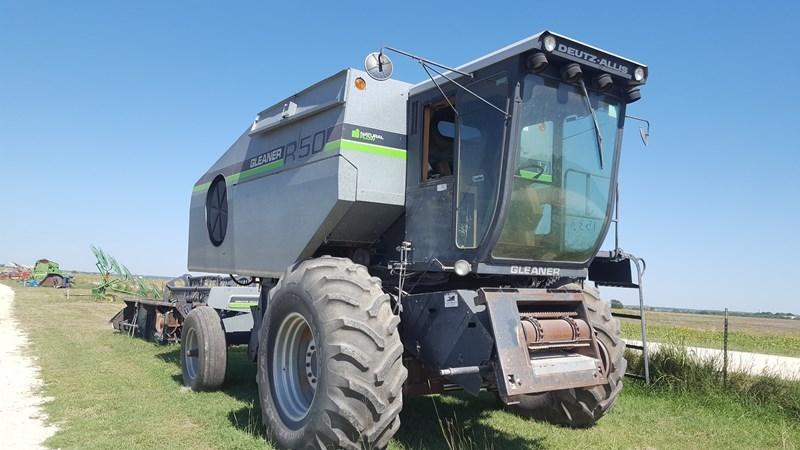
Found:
[184,30,649,449]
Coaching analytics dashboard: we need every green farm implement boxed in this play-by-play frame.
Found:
[91,246,161,300]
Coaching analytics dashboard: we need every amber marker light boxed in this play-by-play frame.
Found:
[354,77,367,90]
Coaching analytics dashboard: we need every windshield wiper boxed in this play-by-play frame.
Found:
[577,78,604,169]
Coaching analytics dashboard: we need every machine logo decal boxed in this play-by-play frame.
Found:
[193,124,407,193]
[444,292,458,308]
[249,147,284,170]
[556,43,629,75]
[350,128,385,143]
[510,266,561,277]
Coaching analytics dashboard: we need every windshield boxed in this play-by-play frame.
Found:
[493,75,622,263]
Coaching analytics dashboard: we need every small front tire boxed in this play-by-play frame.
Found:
[180,306,227,391]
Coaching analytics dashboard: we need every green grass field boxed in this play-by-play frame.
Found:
[6,282,799,449]
[617,308,800,357]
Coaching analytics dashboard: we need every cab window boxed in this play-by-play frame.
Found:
[421,101,456,181]
[455,73,509,248]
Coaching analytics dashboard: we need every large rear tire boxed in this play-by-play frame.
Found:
[181,306,227,391]
[507,285,626,427]
[257,256,406,450]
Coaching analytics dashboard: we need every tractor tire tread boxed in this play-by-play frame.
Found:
[180,306,226,391]
[258,256,406,450]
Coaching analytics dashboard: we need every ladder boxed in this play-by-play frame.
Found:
[591,249,650,384]
[590,182,651,383]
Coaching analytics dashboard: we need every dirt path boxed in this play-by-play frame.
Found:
[625,339,800,380]
[0,284,57,448]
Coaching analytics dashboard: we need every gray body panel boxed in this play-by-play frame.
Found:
[188,69,411,276]
[204,286,260,333]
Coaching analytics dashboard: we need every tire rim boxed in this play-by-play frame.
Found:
[272,312,318,422]
[596,336,611,377]
[184,328,199,380]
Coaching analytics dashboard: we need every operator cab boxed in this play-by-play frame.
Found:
[402,31,647,278]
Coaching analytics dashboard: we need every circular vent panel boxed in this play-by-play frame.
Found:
[205,176,228,247]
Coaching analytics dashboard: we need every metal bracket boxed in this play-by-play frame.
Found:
[479,289,606,403]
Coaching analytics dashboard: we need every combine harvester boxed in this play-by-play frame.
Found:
[28,259,70,288]
[173,30,651,449]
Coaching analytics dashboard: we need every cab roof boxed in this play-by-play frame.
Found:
[410,30,647,95]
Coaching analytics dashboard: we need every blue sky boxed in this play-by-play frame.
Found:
[1,1,798,313]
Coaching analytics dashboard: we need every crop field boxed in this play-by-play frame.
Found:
[5,282,799,450]
[617,308,800,357]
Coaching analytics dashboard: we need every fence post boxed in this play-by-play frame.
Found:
[723,308,729,388]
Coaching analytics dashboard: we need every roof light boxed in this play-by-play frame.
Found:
[526,52,548,73]
[560,63,582,83]
[593,73,613,91]
[634,67,646,82]
[625,87,641,103]
[543,35,557,52]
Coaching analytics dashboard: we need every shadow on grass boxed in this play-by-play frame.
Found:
[396,393,545,449]
[157,346,267,437]
[156,346,258,397]
[156,346,544,448]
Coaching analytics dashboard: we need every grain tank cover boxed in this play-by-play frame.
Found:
[188,69,411,277]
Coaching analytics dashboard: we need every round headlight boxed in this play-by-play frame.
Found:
[543,35,557,52]
[634,67,645,82]
[454,259,472,277]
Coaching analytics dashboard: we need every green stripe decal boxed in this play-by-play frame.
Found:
[325,139,406,159]
[192,159,285,193]
[192,139,404,193]
[227,159,285,184]
[228,301,257,310]
[192,181,212,193]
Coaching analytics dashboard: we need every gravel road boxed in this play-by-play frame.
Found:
[625,339,800,380]
[0,284,57,448]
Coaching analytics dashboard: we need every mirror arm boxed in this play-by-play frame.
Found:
[625,114,650,146]
[371,46,509,119]
[381,46,472,78]
[424,63,510,119]
[420,62,459,118]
